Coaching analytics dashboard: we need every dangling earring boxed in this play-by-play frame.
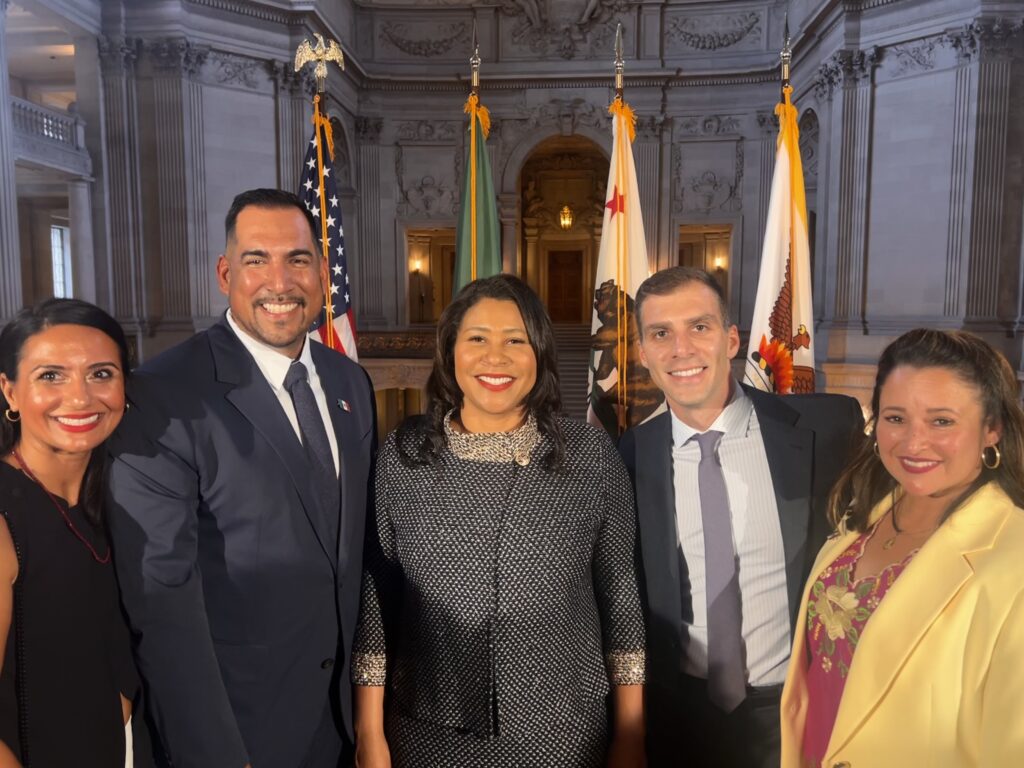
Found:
[3,409,19,423]
[982,444,1001,470]
[873,441,880,457]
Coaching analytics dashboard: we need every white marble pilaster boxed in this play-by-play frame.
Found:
[68,179,97,303]
[0,0,24,321]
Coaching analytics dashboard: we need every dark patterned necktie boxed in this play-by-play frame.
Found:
[284,361,339,548]
[691,430,746,712]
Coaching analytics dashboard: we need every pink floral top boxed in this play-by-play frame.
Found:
[801,520,917,764]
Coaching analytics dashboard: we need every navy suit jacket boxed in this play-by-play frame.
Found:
[617,385,863,750]
[107,318,375,768]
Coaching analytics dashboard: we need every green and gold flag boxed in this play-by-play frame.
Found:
[453,93,501,292]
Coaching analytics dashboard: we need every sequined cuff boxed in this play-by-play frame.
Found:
[351,652,387,686]
[606,650,645,685]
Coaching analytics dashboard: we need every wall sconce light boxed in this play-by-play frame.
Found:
[411,258,422,274]
[712,255,726,271]
[559,204,574,230]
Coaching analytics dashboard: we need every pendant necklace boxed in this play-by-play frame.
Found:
[882,495,939,550]
[10,449,111,564]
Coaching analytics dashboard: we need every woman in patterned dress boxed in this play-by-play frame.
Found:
[780,329,1024,767]
[352,275,646,768]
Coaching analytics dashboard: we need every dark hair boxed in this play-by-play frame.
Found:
[635,266,731,331]
[398,274,565,471]
[224,188,319,248]
[0,299,131,527]
[828,328,1024,532]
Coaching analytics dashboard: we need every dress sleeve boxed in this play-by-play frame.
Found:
[351,434,401,687]
[592,430,646,685]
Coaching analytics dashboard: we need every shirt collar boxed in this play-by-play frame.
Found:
[226,309,313,393]
[671,381,754,450]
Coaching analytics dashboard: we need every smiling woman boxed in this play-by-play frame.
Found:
[0,299,150,768]
[780,329,1024,767]
[351,275,647,768]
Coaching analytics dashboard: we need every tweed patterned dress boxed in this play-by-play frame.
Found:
[353,415,645,767]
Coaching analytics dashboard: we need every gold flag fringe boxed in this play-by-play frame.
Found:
[609,96,636,143]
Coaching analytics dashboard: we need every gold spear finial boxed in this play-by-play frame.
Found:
[470,20,481,94]
[614,23,624,98]
[294,32,344,93]
[781,12,792,98]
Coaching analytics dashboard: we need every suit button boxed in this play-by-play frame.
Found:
[321,658,334,669]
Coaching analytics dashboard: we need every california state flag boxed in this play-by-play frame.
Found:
[744,85,815,394]
[586,98,662,435]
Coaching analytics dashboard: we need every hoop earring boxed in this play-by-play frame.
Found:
[4,409,19,423]
[982,444,1001,470]
[873,441,880,457]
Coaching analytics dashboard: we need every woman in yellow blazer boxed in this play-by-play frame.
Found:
[781,328,1024,768]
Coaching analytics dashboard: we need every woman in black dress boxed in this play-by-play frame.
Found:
[0,299,146,767]
[353,275,646,767]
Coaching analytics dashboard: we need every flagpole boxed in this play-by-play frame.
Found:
[780,12,791,103]
[469,23,480,281]
[613,23,628,433]
[295,34,345,349]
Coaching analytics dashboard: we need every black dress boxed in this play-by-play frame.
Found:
[352,416,645,767]
[0,461,141,767]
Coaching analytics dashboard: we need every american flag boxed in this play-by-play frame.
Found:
[300,121,358,361]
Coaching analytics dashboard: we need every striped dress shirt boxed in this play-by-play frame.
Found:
[671,385,791,687]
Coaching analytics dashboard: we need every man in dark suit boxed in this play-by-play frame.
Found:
[107,189,375,768]
[618,267,862,767]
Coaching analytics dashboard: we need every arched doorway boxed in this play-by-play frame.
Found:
[519,135,609,326]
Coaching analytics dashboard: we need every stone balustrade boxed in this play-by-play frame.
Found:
[10,97,91,177]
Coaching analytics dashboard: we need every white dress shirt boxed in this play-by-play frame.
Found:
[671,385,791,687]
[226,310,340,475]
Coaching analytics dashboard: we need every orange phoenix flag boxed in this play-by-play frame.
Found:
[744,84,814,393]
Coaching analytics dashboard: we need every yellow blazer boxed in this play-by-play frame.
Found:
[780,482,1024,768]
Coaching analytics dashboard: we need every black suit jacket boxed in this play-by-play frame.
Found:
[618,386,862,710]
[107,318,375,768]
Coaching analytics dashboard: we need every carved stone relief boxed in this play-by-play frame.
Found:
[377,21,470,58]
[498,0,629,60]
[98,36,141,75]
[498,98,610,168]
[396,121,460,142]
[146,38,209,77]
[944,18,1024,64]
[887,40,937,76]
[814,47,880,100]
[395,145,458,218]
[205,52,267,90]
[798,110,819,187]
[756,111,779,135]
[357,117,384,144]
[677,114,742,137]
[665,11,762,53]
[672,140,744,214]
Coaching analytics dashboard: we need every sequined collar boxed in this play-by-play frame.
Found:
[443,410,541,466]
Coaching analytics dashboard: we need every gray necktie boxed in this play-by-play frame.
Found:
[692,430,746,712]
[284,361,339,547]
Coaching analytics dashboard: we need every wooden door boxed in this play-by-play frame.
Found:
[547,249,583,322]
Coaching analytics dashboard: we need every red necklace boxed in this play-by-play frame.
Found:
[10,449,111,565]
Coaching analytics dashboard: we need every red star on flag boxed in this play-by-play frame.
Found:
[605,186,625,218]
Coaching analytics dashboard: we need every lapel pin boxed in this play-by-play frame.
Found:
[337,398,351,412]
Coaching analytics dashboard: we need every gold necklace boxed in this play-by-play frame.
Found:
[882,498,939,550]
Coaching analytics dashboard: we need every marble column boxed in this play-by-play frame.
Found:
[821,48,878,330]
[0,0,24,321]
[98,35,147,335]
[73,33,112,310]
[148,37,210,322]
[634,133,660,274]
[356,117,386,326]
[68,179,97,303]
[497,192,519,276]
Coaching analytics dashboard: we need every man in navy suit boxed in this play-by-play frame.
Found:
[107,189,375,768]
[618,267,862,767]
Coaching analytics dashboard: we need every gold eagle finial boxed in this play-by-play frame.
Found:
[294,33,344,93]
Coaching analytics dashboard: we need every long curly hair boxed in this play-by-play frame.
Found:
[397,274,565,471]
[828,328,1024,532]
[0,298,131,526]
